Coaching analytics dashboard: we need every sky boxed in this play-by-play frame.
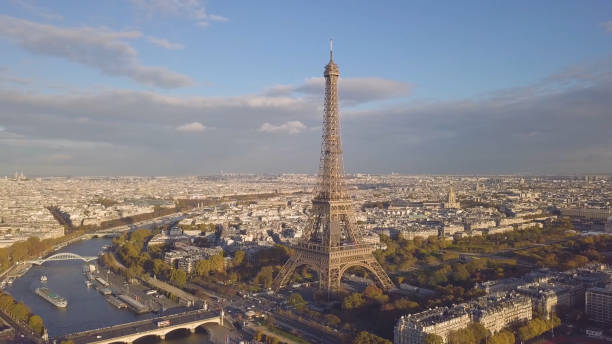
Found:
[1,0,611,176]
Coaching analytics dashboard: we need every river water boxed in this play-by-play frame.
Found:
[6,238,209,343]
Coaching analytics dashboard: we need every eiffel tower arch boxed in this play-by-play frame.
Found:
[273,41,395,293]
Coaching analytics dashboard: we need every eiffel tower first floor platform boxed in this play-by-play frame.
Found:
[272,242,395,293]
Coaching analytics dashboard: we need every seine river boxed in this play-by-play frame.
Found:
[7,238,210,343]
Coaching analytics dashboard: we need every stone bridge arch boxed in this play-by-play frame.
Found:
[126,320,220,343]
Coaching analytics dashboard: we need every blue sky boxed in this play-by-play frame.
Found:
[1,0,612,176]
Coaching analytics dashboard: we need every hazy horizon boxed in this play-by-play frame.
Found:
[5,172,612,179]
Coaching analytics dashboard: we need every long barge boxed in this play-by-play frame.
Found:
[35,287,67,308]
[117,294,149,314]
[105,295,127,309]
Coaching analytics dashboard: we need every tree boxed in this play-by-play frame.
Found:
[126,264,143,279]
[255,331,264,341]
[325,314,341,327]
[254,266,275,288]
[518,317,559,342]
[489,330,515,344]
[0,294,14,310]
[447,323,488,344]
[228,271,239,283]
[195,259,211,277]
[393,298,419,311]
[152,259,171,279]
[287,293,307,311]
[148,244,163,258]
[11,302,30,322]
[129,229,152,250]
[342,293,365,310]
[363,285,388,304]
[448,328,474,344]
[469,323,489,343]
[210,254,225,273]
[352,331,391,344]
[364,285,383,299]
[28,315,44,335]
[425,333,443,344]
[233,250,245,267]
[170,269,187,287]
[451,264,470,282]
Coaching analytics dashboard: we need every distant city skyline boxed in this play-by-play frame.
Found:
[1,1,612,176]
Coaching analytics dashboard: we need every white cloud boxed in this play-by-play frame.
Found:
[176,122,206,132]
[0,131,114,149]
[268,77,411,106]
[146,36,184,50]
[0,67,32,85]
[2,56,612,175]
[208,14,229,22]
[0,15,194,88]
[10,0,63,20]
[129,0,228,27]
[258,121,306,134]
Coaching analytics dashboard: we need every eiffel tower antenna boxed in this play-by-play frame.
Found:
[273,42,395,294]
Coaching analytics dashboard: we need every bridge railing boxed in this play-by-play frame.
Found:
[60,309,220,339]
[30,252,97,264]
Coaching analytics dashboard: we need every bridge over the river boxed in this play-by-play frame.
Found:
[57,309,223,344]
[30,252,97,265]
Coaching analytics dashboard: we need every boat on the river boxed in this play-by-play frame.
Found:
[35,287,67,308]
[40,275,47,282]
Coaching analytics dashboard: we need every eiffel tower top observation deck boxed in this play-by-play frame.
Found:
[315,39,346,203]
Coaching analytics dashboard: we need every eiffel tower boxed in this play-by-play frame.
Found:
[273,41,395,293]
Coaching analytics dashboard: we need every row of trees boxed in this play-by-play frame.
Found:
[516,234,611,270]
[375,219,579,279]
[342,285,390,310]
[453,218,576,252]
[0,229,86,273]
[0,292,44,335]
[179,223,217,233]
[111,229,195,288]
[370,219,612,313]
[517,316,560,342]
[191,243,289,293]
[111,228,248,290]
[424,317,558,344]
[352,331,391,344]
[488,330,515,344]
[253,330,283,344]
[447,323,489,344]
[425,323,517,344]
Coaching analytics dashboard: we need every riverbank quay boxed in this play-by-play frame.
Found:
[142,275,199,307]
[0,308,43,344]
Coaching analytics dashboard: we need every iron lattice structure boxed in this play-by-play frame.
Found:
[273,43,395,293]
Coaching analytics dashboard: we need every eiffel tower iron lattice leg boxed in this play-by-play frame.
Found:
[273,245,395,292]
